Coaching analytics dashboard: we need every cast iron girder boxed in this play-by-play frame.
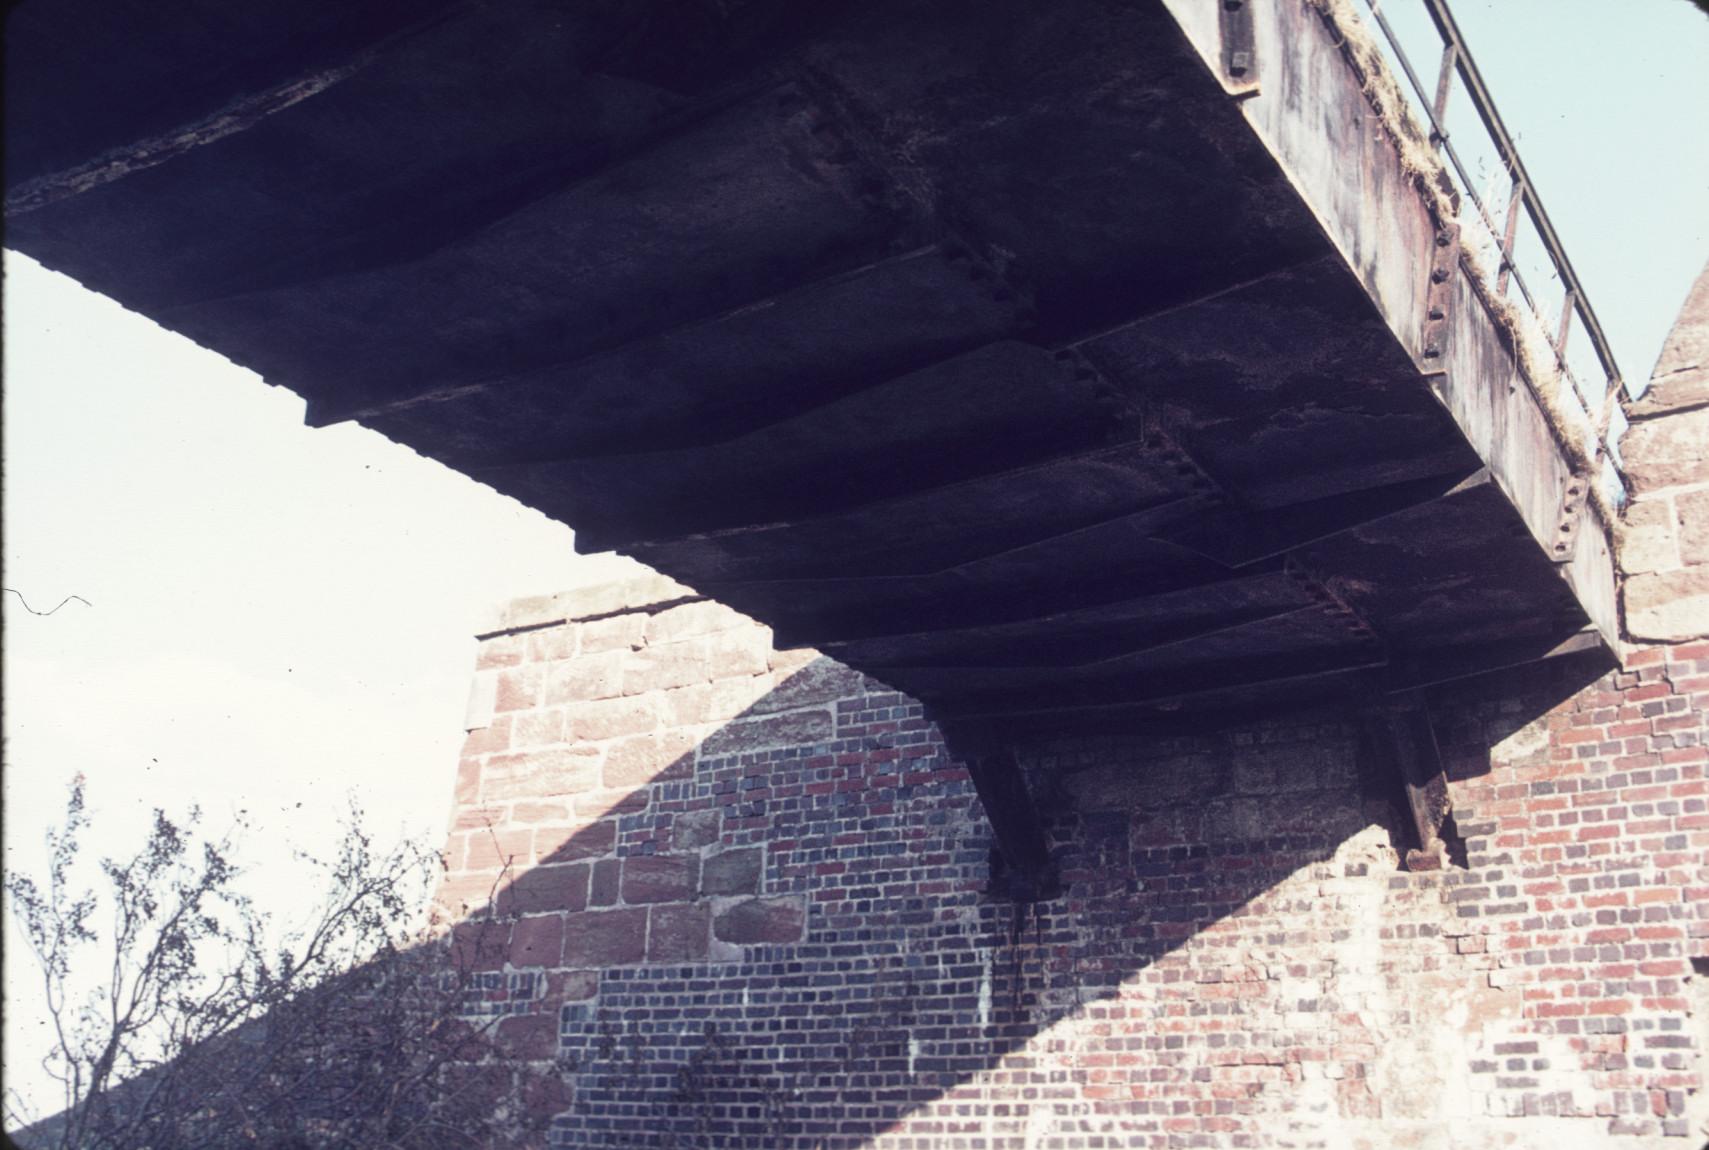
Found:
[936,721,1060,904]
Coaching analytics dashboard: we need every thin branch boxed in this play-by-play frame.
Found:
[3,588,92,616]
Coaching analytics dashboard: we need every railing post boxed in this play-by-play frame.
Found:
[1497,176,1522,296]
[1430,42,1457,144]
[1556,287,1577,356]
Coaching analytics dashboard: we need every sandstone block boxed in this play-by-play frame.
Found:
[701,847,762,896]
[673,809,722,851]
[1621,406,1709,495]
[578,612,646,654]
[545,650,626,705]
[589,858,621,907]
[510,800,571,825]
[525,624,577,662]
[645,600,751,644]
[563,696,657,742]
[494,665,543,713]
[450,920,511,972]
[511,706,566,748]
[602,730,697,789]
[482,746,602,801]
[476,632,525,669]
[713,897,806,945]
[704,629,772,680]
[507,862,589,916]
[509,914,564,967]
[621,854,699,904]
[454,757,482,806]
[699,709,833,758]
[621,641,710,695]
[462,827,534,872]
[747,655,864,715]
[534,819,615,864]
[1618,497,1680,576]
[1676,488,1709,566]
[647,902,711,962]
[549,969,599,1001]
[576,789,650,819]
[495,1012,559,1061]
[562,908,647,967]
[1624,567,1709,642]
[434,872,509,920]
[460,715,511,757]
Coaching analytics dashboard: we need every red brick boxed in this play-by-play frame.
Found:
[562,908,646,967]
[621,854,699,904]
[647,902,711,962]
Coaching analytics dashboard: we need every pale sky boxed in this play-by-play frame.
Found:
[3,0,1707,1121]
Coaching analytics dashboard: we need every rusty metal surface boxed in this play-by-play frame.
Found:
[4,0,1618,742]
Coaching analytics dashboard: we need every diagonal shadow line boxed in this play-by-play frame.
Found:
[418,630,1610,1147]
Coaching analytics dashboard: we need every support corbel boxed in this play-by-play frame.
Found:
[1369,695,1452,870]
[937,720,1060,902]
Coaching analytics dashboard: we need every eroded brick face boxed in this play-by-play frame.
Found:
[434,581,1708,1147]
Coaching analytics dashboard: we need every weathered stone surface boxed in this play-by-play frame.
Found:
[548,969,599,1001]
[700,847,762,896]
[704,629,771,679]
[477,572,692,636]
[1617,496,1680,578]
[621,854,699,904]
[494,664,544,712]
[476,632,526,669]
[483,746,602,800]
[699,709,833,758]
[1627,259,1708,419]
[563,696,657,742]
[507,862,590,915]
[508,914,564,966]
[465,671,499,729]
[578,612,647,654]
[602,730,696,788]
[621,641,709,694]
[561,907,647,967]
[645,600,751,644]
[1676,488,1709,566]
[533,819,615,863]
[545,650,626,704]
[495,1012,559,1061]
[673,808,722,851]
[449,920,511,972]
[511,706,566,747]
[510,799,571,825]
[462,827,534,872]
[747,654,865,715]
[454,757,482,806]
[589,858,621,907]
[575,788,649,818]
[1624,567,1709,642]
[1619,406,1709,495]
[646,902,711,962]
[525,624,577,662]
[713,897,806,945]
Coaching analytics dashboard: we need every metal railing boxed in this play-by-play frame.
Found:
[1357,0,1627,492]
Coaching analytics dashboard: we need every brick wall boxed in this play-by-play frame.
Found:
[434,576,1706,1148]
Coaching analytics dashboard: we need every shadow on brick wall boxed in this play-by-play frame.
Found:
[424,590,1627,1147]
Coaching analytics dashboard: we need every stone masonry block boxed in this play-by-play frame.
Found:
[699,709,833,758]
[461,828,534,872]
[482,746,602,801]
[704,629,772,679]
[578,612,647,654]
[673,809,722,851]
[645,600,752,644]
[701,847,762,896]
[563,696,657,742]
[713,897,806,945]
[621,854,700,904]
[495,1012,559,1061]
[1625,567,1709,642]
[589,858,621,907]
[524,623,577,662]
[602,730,697,789]
[494,665,543,713]
[507,861,590,916]
[621,641,709,695]
[747,654,865,715]
[1676,488,1709,566]
[1622,406,1709,495]
[545,649,626,705]
[562,907,647,967]
[534,819,616,864]
[511,707,566,748]
[647,902,712,963]
[1618,497,1680,576]
[509,914,564,967]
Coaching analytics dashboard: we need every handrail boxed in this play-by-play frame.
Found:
[1354,0,1627,489]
